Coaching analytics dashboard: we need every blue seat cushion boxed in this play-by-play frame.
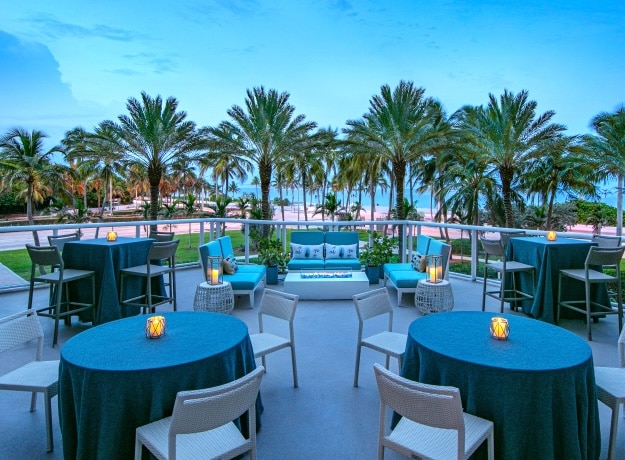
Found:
[387,270,427,288]
[324,258,361,270]
[236,264,267,276]
[383,263,414,277]
[288,259,325,271]
[224,271,264,291]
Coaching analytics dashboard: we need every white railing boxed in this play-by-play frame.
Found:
[0,216,594,291]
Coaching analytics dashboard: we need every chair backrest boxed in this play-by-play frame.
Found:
[218,236,235,258]
[592,234,622,248]
[373,363,465,458]
[619,325,625,368]
[198,241,223,281]
[259,289,298,322]
[149,231,175,242]
[47,232,80,251]
[353,288,393,322]
[0,311,44,360]
[585,246,625,269]
[500,231,527,248]
[26,244,63,273]
[480,238,504,258]
[167,366,264,457]
[148,240,179,264]
[416,235,431,255]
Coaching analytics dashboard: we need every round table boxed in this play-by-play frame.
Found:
[58,312,261,460]
[193,281,235,314]
[400,311,600,460]
[414,279,454,314]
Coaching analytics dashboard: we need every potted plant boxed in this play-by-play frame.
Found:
[257,238,289,285]
[360,234,395,284]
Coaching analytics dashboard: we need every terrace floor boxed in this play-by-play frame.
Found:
[0,266,623,459]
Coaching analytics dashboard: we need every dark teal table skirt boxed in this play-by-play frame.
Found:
[63,237,163,324]
[508,237,608,323]
[400,311,600,460]
[58,312,262,460]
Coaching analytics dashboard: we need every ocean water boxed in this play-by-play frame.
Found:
[236,182,619,212]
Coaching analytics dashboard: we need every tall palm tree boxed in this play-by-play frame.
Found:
[345,81,448,256]
[522,135,596,229]
[105,92,205,223]
[586,105,625,235]
[207,87,316,228]
[457,90,566,228]
[0,128,68,245]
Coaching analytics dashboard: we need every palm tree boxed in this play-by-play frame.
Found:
[457,90,566,228]
[179,193,199,248]
[586,105,625,235]
[207,87,316,230]
[0,128,68,245]
[106,92,205,225]
[522,135,596,229]
[345,81,448,256]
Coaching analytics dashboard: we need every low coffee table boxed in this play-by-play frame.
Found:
[284,269,369,300]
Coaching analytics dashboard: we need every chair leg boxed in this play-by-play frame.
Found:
[617,278,623,335]
[557,273,563,324]
[607,403,620,460]
[44,390,53,452]
[354,345,362,387]
[52,281,62,347]
[171,271,177,312]
[499,271,505,314]
[585,281,592,341]
[481,267,488,311]
[290,346,298,388]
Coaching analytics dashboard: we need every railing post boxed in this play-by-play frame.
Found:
[471,229,478,281]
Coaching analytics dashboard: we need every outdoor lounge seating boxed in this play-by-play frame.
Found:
[287,231,361,271]
[383,236,451,305]
[198,236,266,307]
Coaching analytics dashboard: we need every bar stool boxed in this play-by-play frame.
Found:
[481,238,535,313]
[119,240,179,314]
[558,246,624,341]
[26,245,95,347]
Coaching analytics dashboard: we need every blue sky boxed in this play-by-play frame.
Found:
[1,0,624,149]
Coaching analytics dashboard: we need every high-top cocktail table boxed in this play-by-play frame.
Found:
[284,269,369,299]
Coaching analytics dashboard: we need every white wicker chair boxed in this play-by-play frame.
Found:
[249,289,299,387]
[134,366,264,460]
[373,363,494,460]
[353,288,407,387]
[594,326,625,460]
[0,311,60,452]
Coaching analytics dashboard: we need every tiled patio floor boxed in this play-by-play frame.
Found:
[0,266,623,459]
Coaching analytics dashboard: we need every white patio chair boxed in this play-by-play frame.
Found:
[373,363,494,460]
[249,289,299,387]
[0,311,60,452]
[594,325,625,460]
[134,366,264,460]
[353,288,406,387]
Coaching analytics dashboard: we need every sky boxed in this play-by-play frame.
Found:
[1,0,624,154]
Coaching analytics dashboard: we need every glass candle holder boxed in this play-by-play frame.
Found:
[145,316,166,339]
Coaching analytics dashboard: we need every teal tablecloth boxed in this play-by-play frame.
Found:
[63,237,161,324]
[58,312,261,460]
[400,311,600,460]
[507,237,608,323]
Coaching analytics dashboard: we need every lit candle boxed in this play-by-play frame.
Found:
[429,266,436,283]
[106,231,117,241]
[490,317,509,340]
[146,315,166,339]
[546,231,557,241]
[210,268,219,285]
[436,264,443,282]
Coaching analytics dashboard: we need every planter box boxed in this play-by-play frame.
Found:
[365,266,380,284]
[266,265,279,285]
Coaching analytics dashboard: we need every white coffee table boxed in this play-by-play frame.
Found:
[284,270,369,300]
